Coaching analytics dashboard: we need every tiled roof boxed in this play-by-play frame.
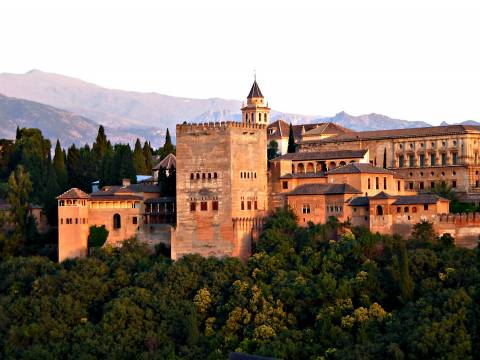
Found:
[89,195,143,201]
[153,153,176,170]
[328,163,395,175]
[247,80,264,98]
[272,149,367,162]
[57,188,89,199]
[393,194,448,205]
[307,125,480,143]
[370,191,396,200]
[91,183,160,196]
[267,120,353,141]
[348,196,369,206]
[287,183,361,196]
[280,172,327,179]
[144,197,176,204]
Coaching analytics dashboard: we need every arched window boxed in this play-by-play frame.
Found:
[196,173,200,179]
[376,205,383,216]
[328,161,336,170]
[404,207,409,213]
[412,207,417,213]
[292,164,295,173]
[202,173,206,179]
[339,161,346,166]
[368,178,371,189]
[214,172,217,179]
[113,214,121,229]
[297,163,305,173]
[240,172,243,178]
[190,173,194,180]
[208,173,211,179]
[306,162,314,173]
[245,113,249,123]
[258,113,261,122]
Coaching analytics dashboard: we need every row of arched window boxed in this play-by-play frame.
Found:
[190,172,218,180]
[245,113,268,123]
[240,172,257,179]
[59,200,87,206]
[60,217,87,225]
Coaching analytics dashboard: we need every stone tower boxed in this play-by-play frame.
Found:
[173,82,269,261]
[241,79,270,126]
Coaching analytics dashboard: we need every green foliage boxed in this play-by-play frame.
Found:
[143,141,153,173]
[53,140,68,191]
[158,128,175,159]
[132,138,147,175]
[88,225,109,249]
[287,123,296,153]
[267,140,279,160]
[0,212,478,359]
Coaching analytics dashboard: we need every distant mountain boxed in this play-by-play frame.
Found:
[441,120,480,127]
[0,70,433,138]
[0,93,163,148]
[308,111,431,131]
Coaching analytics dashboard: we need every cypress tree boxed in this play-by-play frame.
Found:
[53,140,67,190]
[143,141,153,173]
[132,139,147,175]
[287,123,296,153]
[111,144,136,185]
[92,125,109,177]
[66,144,81,189]
[162,128,175,158]
[399,247,414,303]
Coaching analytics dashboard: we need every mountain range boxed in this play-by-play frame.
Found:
[0,69,478,147]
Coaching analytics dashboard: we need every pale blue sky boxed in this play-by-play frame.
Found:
[1,0,480,123]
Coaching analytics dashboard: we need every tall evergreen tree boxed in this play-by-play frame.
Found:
[53,140,68,190]
[287,123,296,153]
[132,139,147,175]
[111,144,136,185]
[92,125,110,178]
[143,141,153,173]
[399,247,414,304]
[66,144,82,189]
[161,128,175,158]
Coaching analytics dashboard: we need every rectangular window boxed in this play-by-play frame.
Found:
[476,180,479,188]
[420,182,424,189]
[452,180,457,188]
[200,202,208,211]
[254,201,258,210]
[368,178,371,189]
[409,156,415,167]
[431,181,435,189]
[397,207,401,213]
[397,180,401,191]
[132,216,138,224]
[452,152,458,165]
[441,153,447,165]
[375,177,379,190]
[430,154,436,166]
[399,155,404,168]
[282,181,288,190]
[409,182,414,190]
[212,201,219,211]
[302,204,310,214]
[424,204,429,210]
[60,218,63,224]
[190,202,196,212]
[75,218,78,224]
[419,154,425,167]
[241,201,244,210]
[383,177,387,190]
[247,201,252,210]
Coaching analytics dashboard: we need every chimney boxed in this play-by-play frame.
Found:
[122,178,131,187]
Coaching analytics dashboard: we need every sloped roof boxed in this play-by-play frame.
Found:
[90,183,160,197]
[328,163,395,175]
[247,80,264,98]
[370,191,396,200]
[267,120,353,141]
[57,188,89,199]
[287,183,361,196]
[153,153,176,170]
[348,196,369,206]
[302,122,354,137]
[272,149,367,162]
[393,194,448,205]
[307,124,480,143]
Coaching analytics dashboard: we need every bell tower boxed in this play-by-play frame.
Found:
[241,77,270,125]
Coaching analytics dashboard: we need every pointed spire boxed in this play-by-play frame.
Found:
[247,80,264,99]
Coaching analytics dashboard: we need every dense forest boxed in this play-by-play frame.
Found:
[0,209,478,359]
[0,126,175,259]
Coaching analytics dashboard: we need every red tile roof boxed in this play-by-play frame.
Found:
[287,183,361,196]
[328,163,395,175]
[56,188,89,199]
[272,150,367,162]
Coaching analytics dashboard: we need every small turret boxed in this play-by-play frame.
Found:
[241,77,270,126]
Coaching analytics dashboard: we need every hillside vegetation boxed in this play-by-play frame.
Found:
[0,209,478,359]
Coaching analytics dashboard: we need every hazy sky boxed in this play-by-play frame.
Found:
[1,0,480,124]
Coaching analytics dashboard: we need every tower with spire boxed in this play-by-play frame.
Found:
[242,77,270,126]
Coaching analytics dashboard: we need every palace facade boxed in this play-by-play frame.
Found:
[57,79,480,262]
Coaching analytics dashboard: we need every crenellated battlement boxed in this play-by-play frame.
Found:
[176,121,267,134]
[436,212,480,224]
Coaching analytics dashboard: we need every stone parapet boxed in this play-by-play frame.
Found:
[176,121,267,133]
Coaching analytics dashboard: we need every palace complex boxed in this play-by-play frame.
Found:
[57,79,480,261]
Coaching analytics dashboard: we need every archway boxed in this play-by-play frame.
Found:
[297,163,305,173]
[113,214,121,229]
[328,161,336,170]
[306,162,314,173]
